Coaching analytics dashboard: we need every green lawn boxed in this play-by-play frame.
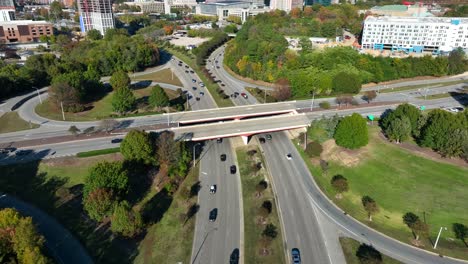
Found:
[0,111,39,133]
[237,147,285,264]
[296,126,468,260]
[133,165,199,264]
[132,68,183,87]
[163,47,234,107]
[36,86,178,121]
[76,147,120,158]
[340,237,403,264]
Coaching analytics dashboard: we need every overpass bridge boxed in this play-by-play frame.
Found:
[168,113,310,144]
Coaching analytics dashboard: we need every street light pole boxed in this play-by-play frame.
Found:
[60,101,65,121]
[263,88,266,104]
[34,87,43,104]
[310,90,315,111]
[434,227,447,249]
[166,106,170,126]
[192,143,201,168]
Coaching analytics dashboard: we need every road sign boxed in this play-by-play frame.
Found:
[368,115,374,121]
[420,106,426,110]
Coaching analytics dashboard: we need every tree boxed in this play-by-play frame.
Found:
[402,212,419,229]
[120,130,155,165]
[157,131,179,167]
[84,161,129,197]
[68,125,80,135]
[290,7,302,18]
[83,188,115,222]
[332,72,361,94]
[356,244,383,264]
[262,224,278,239]
[447,48,467,75]
[273,78,291,101]
[49,1,63,21]
[86,29,102,40]
[362,91,377,103]
[402,212,427,240]
[385,116,411,143]
[0,208,49,264]
[392,103,421,136]
[334,113,368,149]
[112,87,136,115]
[336,95,353,107]
[100,119,120,133]
[111,201,143,237]
[452,223,467,246]
[48,81,82,112]
[149,85,170,108]
[110,70,131,91]
[331,174,348,198]
[361,196,379,221]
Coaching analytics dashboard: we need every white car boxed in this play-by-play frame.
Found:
[286,153,292,160]
[199,82,205,87]
[210,185,217,194]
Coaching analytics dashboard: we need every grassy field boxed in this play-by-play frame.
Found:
[237,147,285,264]
[163,47,234,107]
[131,68,183,87]
[340,237,402,264]
[133,165,199,264]
[36,86,178,121]
[0,111,39,133]
[76,147,120,158]
[296,126,468,260]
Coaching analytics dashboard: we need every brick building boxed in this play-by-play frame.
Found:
[0,20,53,43]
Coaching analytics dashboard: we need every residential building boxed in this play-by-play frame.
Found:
[361,16,468,53]
[0,9,15,21]
[78,0,114,36]
[123,1,165,13]
[0,20,53,43]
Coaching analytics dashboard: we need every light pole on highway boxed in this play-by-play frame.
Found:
[192,143,201,168]
[263,88,266,104]
[310,90,315,111]
[433,226,447,249]
[34,87,43,104]
[166,106,170,126]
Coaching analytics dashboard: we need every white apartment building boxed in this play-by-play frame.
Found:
[78,0,114,36]
[361,16,468,53]
[269,0,302,12]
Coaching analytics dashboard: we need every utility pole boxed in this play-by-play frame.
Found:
[60,101,65,121]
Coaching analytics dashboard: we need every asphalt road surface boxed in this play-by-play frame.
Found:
[191,139,242,264]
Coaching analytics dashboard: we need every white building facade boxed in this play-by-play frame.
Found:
[361,16,468,53]
[0,9,15,21]
[78,0,115,36]
[269,0,302,12]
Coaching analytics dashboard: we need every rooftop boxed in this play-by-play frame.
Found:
[0,20,52,26]
[365,16,468,24]
[371,5,408,12]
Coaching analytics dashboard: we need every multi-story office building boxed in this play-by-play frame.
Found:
[78,0,114,36]
[269,0,302,12]
[0,20,53,43]
[361,16,468,53]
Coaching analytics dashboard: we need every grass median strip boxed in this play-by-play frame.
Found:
[237,146,285,264]
[377,80,466,93]
[76,147,120,158]
[294,126,468,260]
[0,111,39,133]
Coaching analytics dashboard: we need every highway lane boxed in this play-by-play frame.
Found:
[260,132,331,264]
[191,139,242,264]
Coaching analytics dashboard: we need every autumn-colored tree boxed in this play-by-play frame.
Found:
[163,25,174,35]
[330,174,349,198]
[83,188,115,222]
[361,195,379,221]
[303,6,314,17]
[290,7,302,18]
[273,78,291,101]
[363,90,377,103]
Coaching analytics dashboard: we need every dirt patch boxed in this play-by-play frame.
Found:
[42,153,123,167]
[320,139,369,167]
[378,132,467,167]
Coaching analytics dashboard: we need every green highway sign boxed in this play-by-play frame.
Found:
[420,106,426,110]
[368,115,374,121]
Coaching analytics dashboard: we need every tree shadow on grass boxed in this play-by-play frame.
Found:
[141,189,173,225]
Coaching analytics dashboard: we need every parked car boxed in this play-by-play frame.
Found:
[111,138,123,144]
[210,185,217,194]
[209,208,218,222]
[220,154,226,161]
[291,248,301,264]
[230,165,237,174]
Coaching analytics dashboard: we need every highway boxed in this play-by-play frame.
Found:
[191,139,242,264]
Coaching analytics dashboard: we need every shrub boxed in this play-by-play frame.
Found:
[319,101,331,109]
[305,141,323,157]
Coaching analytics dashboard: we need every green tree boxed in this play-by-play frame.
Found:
[385,116,411,143]
[402,212,427,240]
[361,196,379,221]
[68,125,80,135]
[452,223,467,246]
[48,81,83,112]
[111,201,143,237]
[330,174,349,197]
[332,71,361,94]
[447,48,467,75]
[86,29,102,40]
[84,161,129,197]
[149,85,170,108]
[402,212,419,228]
[334,113,368,149]
[49,1,63,21]
[112,87,136,114]
[356,244,382,264]
[393,103,421,135]
[110,70,131,91]
[262,223,278,239]
[157,131,179,167]
[83,188,115,222]
[120,130,155,165]
[362,90,377,103]
[0,208,49,264]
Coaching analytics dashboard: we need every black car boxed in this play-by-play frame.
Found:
[230,248,240,264]
[259,137,266,144]
[216,66,220,69]
[192,86,197,90]
[217,138,223,143]
[230,165,237,174]
[234,92,239,96]
[209,208,218,222]
[220,154,226,161]
[111,138,123,144]
[190,70,194,74]
[185,70,189,73]
[196,97,200,101]
[221,83,225,87]
[192,79,196,83]
[291,248,301,264]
